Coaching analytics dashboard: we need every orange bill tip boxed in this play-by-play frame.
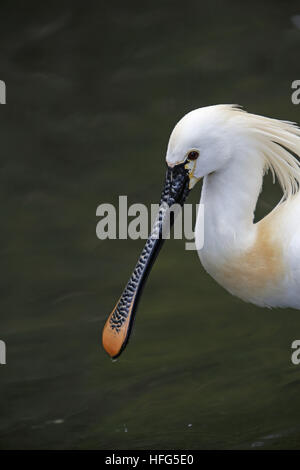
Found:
[102,297,135,359]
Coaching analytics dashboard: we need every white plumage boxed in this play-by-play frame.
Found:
[166,105,300,309]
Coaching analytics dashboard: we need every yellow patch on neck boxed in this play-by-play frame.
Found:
[217,213,285,299]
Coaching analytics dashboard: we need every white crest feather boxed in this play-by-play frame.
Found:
[226,105,300,200]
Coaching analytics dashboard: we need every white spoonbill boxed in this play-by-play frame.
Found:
[103,105,300,359]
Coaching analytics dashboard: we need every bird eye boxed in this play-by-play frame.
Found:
[187,151,199,161]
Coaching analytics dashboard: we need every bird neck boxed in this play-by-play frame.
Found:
[198,151,265,257]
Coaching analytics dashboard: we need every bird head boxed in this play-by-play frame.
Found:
[166,105,234,188]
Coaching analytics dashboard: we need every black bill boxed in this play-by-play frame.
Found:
[102,163,190,359]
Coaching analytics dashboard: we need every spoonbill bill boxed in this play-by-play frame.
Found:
[102,105,300,359]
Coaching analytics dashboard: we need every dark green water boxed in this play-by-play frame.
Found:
[1,0,300,449]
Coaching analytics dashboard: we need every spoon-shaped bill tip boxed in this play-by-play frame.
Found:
[102,296,135,358]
